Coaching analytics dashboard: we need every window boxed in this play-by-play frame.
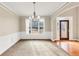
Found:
[25,18,45,34]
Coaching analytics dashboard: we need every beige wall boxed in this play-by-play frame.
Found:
[51,3,79,39]
[0,4,19,36]
[42,16,51,32]
[58,7,77,39]
[19,16,26,32]
[19,16,51,32]
[77,7,79,39]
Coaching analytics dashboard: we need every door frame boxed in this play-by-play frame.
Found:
[60,20,69,40]
[56,17,73,40]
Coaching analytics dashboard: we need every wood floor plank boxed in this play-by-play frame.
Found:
[54,40,79,56]
[1,40,69,56]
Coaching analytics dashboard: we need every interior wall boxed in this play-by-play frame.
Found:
[58,7,77,39]
[0,4,20,55]
[42,16,51,32]
[77,7,79,39]
[0,5,19,36]
[19,16,51,39]
[19,16,26,32]
[19,16,51,32]
[51,3,79,40]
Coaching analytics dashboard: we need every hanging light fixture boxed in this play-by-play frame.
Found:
[29,2,40,20]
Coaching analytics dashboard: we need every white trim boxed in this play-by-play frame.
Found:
[57,5,79,16]
[51,31,54,41]
[0,32,20,55]
[52,3,79,16]
[25,18,45,34]
[52,2,69,16]
[56,17,73,40]
[20,31,51,39]
[0,3,17,15]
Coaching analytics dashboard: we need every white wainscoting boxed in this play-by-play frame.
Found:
[51,31,54,41]
[0,32,20,55]
[20,32,51,39]
[0,32,51,55]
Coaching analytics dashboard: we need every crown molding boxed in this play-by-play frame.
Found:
[0,3,17,16]
[51,2,70,16]
[51,2,79,17]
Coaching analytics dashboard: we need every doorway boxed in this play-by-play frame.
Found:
[60,20,69,40]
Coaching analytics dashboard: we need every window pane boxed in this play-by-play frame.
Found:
[26,18,45,34]
[32,20,38,33]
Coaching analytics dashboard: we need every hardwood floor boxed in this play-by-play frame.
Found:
[1,40,68,56]
[54,40,79,56]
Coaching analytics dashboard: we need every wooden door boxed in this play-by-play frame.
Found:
[60,20,69,40]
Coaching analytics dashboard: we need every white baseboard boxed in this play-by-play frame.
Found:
[51,39,55,41]
[20,32,51,39]
[0,32,20,55]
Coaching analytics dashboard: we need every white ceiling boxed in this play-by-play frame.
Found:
[2,2,66,16]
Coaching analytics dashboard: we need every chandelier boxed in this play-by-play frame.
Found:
[29,2,40,20]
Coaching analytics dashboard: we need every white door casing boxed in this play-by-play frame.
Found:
[56,17,73,40]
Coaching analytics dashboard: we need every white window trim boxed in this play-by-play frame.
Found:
[25,18,45,34]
